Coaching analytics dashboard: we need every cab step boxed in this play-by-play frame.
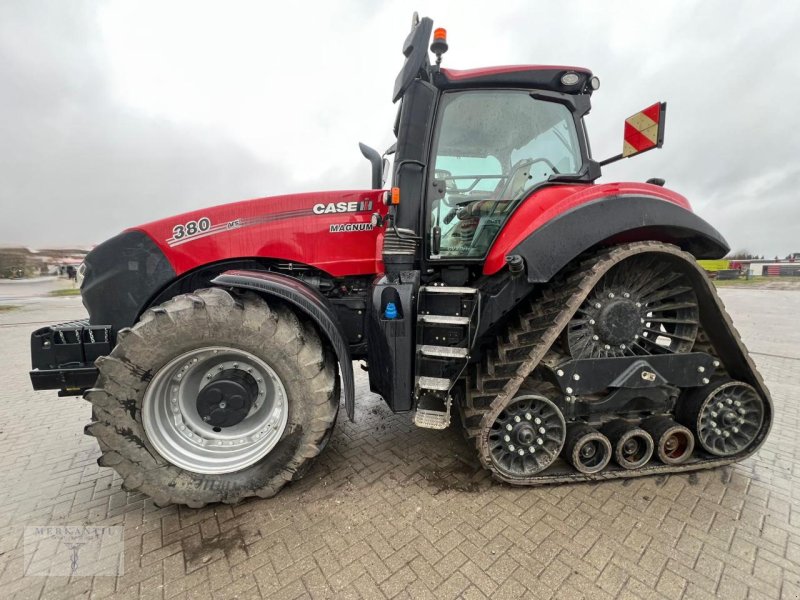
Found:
[416,375,451,391]
[418,315,470,326]
[414,396,452,430]
[418,345,469,359]
[419,285,478,295]
[413,285,477,430]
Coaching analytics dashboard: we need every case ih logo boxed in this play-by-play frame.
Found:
[312,200,373,215]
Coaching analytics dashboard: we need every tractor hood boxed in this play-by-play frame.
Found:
[131,189,388,277]
[81,189,387,331]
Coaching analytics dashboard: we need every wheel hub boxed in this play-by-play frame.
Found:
[515,423,536,446]
[196,369,257,427]
[722,409,738,426]
[595,300,641,344]
[664,435,680,453]
[622,437,639,456]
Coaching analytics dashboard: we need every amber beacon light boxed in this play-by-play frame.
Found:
[430,27,448,64]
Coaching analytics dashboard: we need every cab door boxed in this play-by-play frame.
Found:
[425,89,586,261]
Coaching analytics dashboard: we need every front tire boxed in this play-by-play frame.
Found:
[85,287,338,507]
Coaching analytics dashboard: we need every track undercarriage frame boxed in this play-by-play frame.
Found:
[460,242,772,485]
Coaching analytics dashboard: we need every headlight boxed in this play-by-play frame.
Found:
[561,72,580,86]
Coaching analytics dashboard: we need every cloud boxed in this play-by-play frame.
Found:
[496,0,800,255]
[0,0,291,246]
[1,0,798,255]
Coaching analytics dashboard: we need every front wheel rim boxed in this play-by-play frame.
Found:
[142,346,289,474]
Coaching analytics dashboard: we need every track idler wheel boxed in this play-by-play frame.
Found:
[603,420,654,470]
[679,380,765,457]
[642,416,694,465]
[487,395,566,477]
[564,424,612,474]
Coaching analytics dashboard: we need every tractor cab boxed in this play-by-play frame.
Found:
[385,15,601,276]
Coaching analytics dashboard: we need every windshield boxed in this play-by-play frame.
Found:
[428,90,583,258]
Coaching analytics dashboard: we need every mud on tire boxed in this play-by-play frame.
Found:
[84,287,338,507]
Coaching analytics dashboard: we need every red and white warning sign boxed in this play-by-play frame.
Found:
[623,102,666,157]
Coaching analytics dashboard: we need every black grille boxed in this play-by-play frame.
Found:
[382,228,419,255]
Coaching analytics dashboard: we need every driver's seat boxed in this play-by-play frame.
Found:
[457,160,532,219]
[501,160,533,201]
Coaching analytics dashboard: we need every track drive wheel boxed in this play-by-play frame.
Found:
[567,254,699,359]
[84,288,339,507]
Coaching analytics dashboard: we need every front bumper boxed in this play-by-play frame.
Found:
[29,320,113,396]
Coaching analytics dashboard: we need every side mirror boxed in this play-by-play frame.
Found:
[600,102,666,166]
[381,157,390,186]
[359,143,383,189]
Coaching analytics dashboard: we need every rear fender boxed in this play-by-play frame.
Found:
[503,195,730,283]
[211,270,355,421]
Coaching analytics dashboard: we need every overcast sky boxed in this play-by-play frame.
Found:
[1,0,798,256]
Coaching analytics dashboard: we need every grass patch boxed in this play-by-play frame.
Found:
[712,276,800,288]
[0,305,19,312]
[49,288,81,297]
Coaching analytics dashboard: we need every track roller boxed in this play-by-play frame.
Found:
[642,416,694,465]
[564,424,612,474]
[678,379,765,457]
[602,420,654,470]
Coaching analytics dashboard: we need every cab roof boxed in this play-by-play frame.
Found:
[391,16,596,101]
[435,65,594,94]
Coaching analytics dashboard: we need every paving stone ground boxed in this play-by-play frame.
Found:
[0,290,799,600]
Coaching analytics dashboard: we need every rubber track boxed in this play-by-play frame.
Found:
[462,241,773,486]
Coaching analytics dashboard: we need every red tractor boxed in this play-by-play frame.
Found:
[30,16,771,507]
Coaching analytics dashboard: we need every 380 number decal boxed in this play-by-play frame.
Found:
[172,217,211,240]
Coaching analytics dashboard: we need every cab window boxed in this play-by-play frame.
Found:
[428,90,582,258]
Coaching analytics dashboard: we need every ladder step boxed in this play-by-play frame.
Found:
[418,345,469,359]
[414,408,451,430]
[416,376,451,391]
[420,285,477,295]
[419,315,471,326]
